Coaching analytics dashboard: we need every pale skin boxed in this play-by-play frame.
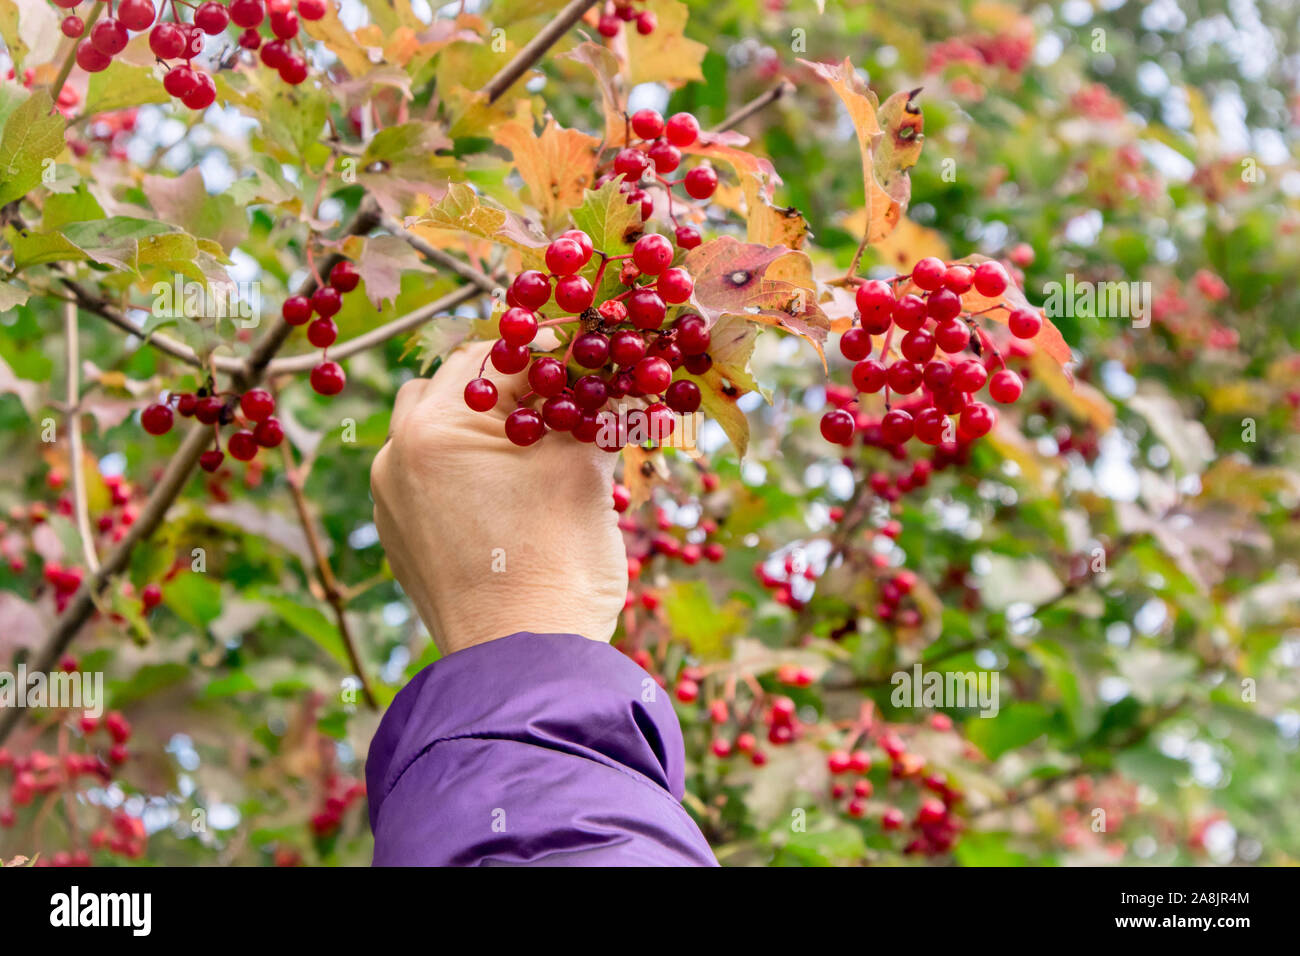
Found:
[370,340,627,656]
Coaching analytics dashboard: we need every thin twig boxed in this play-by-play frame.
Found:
[279,444,377,711]
[379,215,501,295]
[61,279,245,373]
[63,301,99,574]
[713,81,795,134]
[481,0,601,104]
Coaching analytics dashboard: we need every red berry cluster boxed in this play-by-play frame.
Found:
[619,492,727,591]
[595,0,655,39]
[57,0,329,108]
[142,384,285,471]
[593,108,716,242]
[820,257,1040,449]
[0,710,142,864]
[464,229,710,449]
[282,258,358,397]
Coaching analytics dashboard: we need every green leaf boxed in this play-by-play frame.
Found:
[259,593,350,670]
[964,702,1055,759]
[163,573,224,631]
[0,89,65,206]
[662,579,746,660]
[85,61,170,114]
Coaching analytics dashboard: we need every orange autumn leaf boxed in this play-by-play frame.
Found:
[495,116,602,233]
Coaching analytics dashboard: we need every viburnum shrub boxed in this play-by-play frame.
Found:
[0,0,1294,868]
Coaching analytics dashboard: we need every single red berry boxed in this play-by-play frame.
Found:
[927,287,962,322]
[149,22,185,59]
[665,112,699,147]
[893,293,927,331]
[1008,308,1042,339]
[254,417,284,448]
[665,379,700,413]
[228,430,258,461]
[238,27,262,49]
[959,401,996,438]
[141,584,163,612]
[683,165,718,200]
[647,140,681,173]
[572,375,608,411]
[942,264,974,294]
[914,406,949,444]
[953,359,988,393]
[855,279,894,318]
[194,1,230,34]
[490,339,530,375]
[911,256,946,291]
[989,369,1023,403]
[504,407,544,446]
[499,307,538,347]
[675,224,702,249]
[61,15,84,38]
[310,360,345,396]
[901,327,937,363]
[260,38,289,68]
[610,330,647,366]
[542,395,581,431]
[230,0,265,27]
[141,403,173,436]
[613,147,649,181]
[657,267,693,304]
[839,327,872,361]
[280,54,311,85]
[820,409,855,445]
[545,237,589,276]
[633,356,673,395]
[75,40,112,72]
[118,0,157,30]
[573,332,611,369]
[239,388,275,422]
[633,234,674,275]
[627,289,667,330]
[329,260,360,292]
[852,358,887,393]
[887,360,922,394]
[307,317,337,348]
[90,18,129,55]
[311,285,341,318]
[554,275,594,313]
[464,377,498,412]
[973,261,1009,297]
[525,357,566,398]
[270,9,299,38]
[176,393,198,417]
[282,295,312,325]
[923,360,954,393]
[881,408,915,444]
[560,229,594,262]
[934,319,970,354]
[631,109,664,139]
[673,313,710,354]
[200,449,224,472]
[298,0,327,20]
[882,807,905,830]
[597,13,620,37]
[510,271,551,310]
[195,396,224,425]
[181,71,217,110]
[635,10,656,34]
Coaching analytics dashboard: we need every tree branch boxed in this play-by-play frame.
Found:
[63,301,99,574]
[481,0,601,104]
[279,444,377,711]
[379,215,501,295]
[267,282,484,373]
[61,279,245,374]
[714,81,796,134]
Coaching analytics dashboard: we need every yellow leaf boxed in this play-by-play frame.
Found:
[301,4,372,77]
[625,0,707,86]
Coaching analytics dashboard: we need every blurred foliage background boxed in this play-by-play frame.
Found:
[0,0,1297,866]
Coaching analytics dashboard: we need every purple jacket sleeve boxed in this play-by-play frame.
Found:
[365,631,718,866]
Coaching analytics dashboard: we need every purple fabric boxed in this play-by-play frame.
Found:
[366,631,718,866]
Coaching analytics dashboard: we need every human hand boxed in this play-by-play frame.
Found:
[369,340,627,656]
